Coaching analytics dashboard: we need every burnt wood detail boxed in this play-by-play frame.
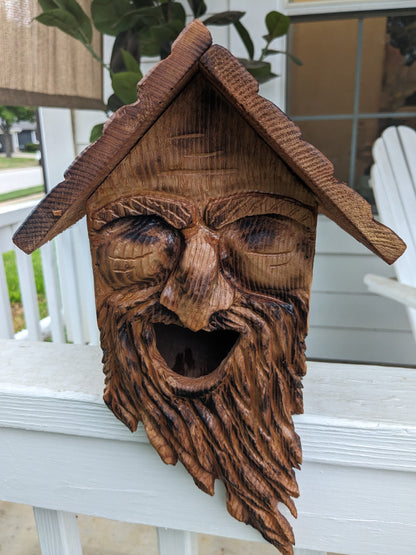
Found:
[13,20,406,555]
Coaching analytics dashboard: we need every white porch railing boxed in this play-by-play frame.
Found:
[0,199,50,341]
[0,199,99,345]
[1,199,416,554]
[0,176,415,555]
[1,339,415,554]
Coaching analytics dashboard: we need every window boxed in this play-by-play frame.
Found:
[285,7,416,205]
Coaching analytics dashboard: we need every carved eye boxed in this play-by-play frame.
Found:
[220,215,314,294]
[96,216,181,289]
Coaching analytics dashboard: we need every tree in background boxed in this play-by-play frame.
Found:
[0,106,36,158]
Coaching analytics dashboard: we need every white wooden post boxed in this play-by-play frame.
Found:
[40,242,65,343]
[157,528,198,555]
[54,232,85,344]
[14,248,42,341]
[0,253,14,339]
[70,219,100,345]
[33,508,82,555]
[38,107,86,344]
[38,106,100,345]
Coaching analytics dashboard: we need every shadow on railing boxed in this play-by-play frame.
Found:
[0,199,99,345]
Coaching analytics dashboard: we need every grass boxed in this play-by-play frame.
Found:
[0,185,44,203]
[0,156,38,170]
[3,249,47,332]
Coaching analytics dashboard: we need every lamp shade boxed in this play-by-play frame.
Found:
[0,0,104,109]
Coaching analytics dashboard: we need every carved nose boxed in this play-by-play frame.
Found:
[159,225,234,331]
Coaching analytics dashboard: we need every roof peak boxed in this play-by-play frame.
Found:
[13,20,405,264]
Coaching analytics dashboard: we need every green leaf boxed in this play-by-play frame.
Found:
[36,10,87,43]
[263,49,303,65]
[121,49,142,74]
[118,6,164,32]
[187,0,207,18]
[162,2,186,24]
[90,123,105,142]
[139,19,184,57]
[138,29,161,57]
[107,93,125,112]
[53,0,92,43]
[238,59,277,84]
[110,30,141,74]
[172,2,186,23]
[38,0,60,10]
[234,20,254,60]
[133,0,154,6]
[285,52,303,66]
[204,11,245,26]
[111,71,140,104]
[264,11,290,42]
[91,0,135,35]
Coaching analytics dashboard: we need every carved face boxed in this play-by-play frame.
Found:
[86,74,318,555]
[87,190,316,553]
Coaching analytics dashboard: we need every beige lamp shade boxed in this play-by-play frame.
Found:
[0,0,104,109]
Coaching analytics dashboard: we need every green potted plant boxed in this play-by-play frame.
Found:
[35,0,300,140]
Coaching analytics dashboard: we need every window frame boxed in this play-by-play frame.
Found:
[280,0,416,192]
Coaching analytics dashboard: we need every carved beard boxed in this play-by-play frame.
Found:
[98,287,309,555]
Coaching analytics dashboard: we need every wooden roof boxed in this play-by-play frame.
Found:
[13,20,405,264]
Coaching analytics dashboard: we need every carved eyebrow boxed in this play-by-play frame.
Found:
[205,192,316,230]
[91,195,196,231]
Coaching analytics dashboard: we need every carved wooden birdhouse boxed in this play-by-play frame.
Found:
[13,20,405,555]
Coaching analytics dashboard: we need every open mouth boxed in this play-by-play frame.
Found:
[153,323,239,379]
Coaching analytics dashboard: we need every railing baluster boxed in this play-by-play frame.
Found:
[40,242,65,343]
[33,508,82,555]
[14,247,42,341]
[71,219,100,345]
[55,232,85,344]
[157,528,198,555]
[0,252,14,339]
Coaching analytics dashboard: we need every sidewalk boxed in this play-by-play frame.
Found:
[0,152,39,159]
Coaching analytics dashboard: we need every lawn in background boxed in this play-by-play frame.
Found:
[3,249,47,332]
[0,157,38,170]
[0,185,44,203]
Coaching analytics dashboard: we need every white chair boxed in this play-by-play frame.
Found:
[364,125,416,341]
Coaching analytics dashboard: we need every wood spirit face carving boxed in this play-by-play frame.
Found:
[12,20,406,555]
[89,196,314,555]
[86,75,318,554]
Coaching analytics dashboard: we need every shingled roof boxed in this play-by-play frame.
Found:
[13,20,405,264]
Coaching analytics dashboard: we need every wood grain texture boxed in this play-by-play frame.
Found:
[85,74,319,554]
[12,20,212,254]
[198,45,406,264]
[13,21,404,265]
